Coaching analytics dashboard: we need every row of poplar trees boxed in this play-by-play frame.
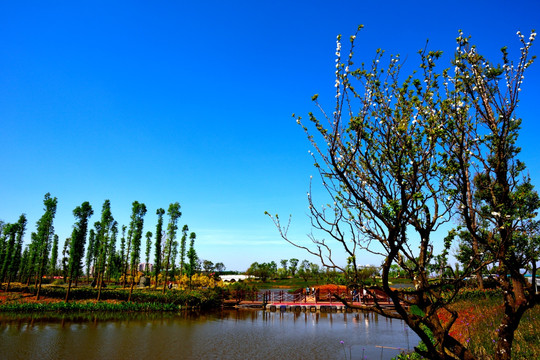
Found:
[0,194,199,301]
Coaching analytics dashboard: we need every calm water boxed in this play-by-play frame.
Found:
[0,309,419,360]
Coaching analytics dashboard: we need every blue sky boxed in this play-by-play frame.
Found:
[1,1,539,271]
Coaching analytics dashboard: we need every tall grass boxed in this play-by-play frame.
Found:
[395,289,539,359]
[0,301,178,312]
[442,296,540,359]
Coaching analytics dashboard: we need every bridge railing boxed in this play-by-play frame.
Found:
[225,288,393,305]
[226,289,356,304]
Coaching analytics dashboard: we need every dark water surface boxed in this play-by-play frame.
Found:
[0,309,419,360]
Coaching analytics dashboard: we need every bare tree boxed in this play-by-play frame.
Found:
[268,26,538,359]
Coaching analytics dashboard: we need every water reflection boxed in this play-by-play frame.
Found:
[0,309,418,360]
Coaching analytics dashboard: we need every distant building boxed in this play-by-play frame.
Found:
[138,263,153,272]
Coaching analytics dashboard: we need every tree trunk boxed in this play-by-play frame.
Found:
[123,242,131,289]
[162,268,168,294]
[35,273,44,300]
[128,270,135,302]
[532,260,538,294]
[5,277,12,293]
[65,278,72,302]
[35,252,48,300]
[162,253,171,294]
[475,272,484,290]
[495,313,518,360]
[97,272,103,301]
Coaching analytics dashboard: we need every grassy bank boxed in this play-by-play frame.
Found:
[396,290,539,359]
[0,283,224,312]
[440,295,539,359]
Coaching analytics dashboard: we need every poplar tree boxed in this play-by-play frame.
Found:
[0,222,8,283]
[96,200,114,300]
[65,201,93,301]
[86,229,95,281]
[49,234,59,276]
[23,236,39,285]
[11,215,27,284]
[91,221,102,280]
[170,240,178,281]
[0,221,5,263]
[145,231,152,274]
[179,225,188,276]
[35,193,58,300]
[106,221,118,282]
[120,225,126,284]
[122,227,132,288]
[61,237,69,281]
[162,202,181,293]
[153,208,165,288]
[18,245,30,283]
[1,215,26,291]
[186,232,197,288]
[0,223,16,284]
[127,201,147,301]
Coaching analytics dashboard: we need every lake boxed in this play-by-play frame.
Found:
[0,309,419,359]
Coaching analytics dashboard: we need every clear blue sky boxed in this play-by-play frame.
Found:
[1,1,539,271]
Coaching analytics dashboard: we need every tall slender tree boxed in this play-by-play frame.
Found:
[65,201,93,301]
[18,245,30,283]
[119,225,126,285]
[49,234,59,276]
[0,221,5,265]
[91,221,102,280]
[162,202,181,293]
[186,232,197,288]
[96,200,114,301]
[122,227,132,288]
[170,240,178,282]
[1,215,26,291]
[61,237,69,281]
[106,221,118,282]
[35,193,58,300]
[179,225,189,276]
[23,235,39,286]
[153,208,165,288]
[144,231,152,274]
[86,229,95,281]
[127,201,147,302]
[0,223,16,285]
[12,215,28,283]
